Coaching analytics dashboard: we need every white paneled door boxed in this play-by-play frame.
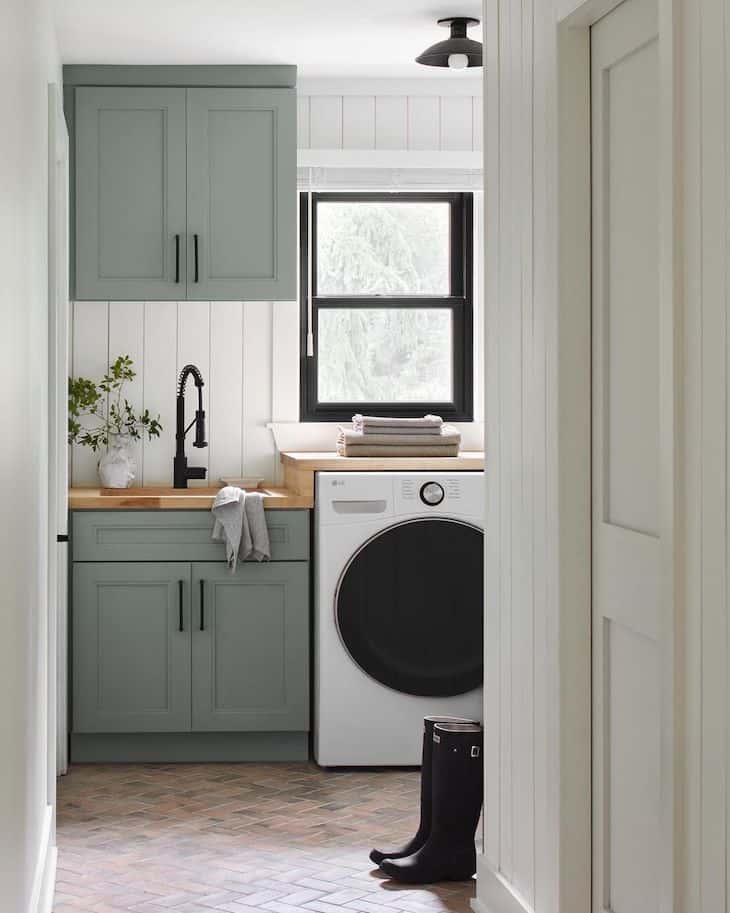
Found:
[591,1,661,912]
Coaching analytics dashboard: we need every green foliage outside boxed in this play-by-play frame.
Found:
[316,202,453,403]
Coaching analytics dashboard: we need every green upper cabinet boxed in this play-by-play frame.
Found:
[186,89,296,301]
[72,79,296,301]
[75,87,187,300]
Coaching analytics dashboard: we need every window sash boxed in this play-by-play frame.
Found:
[300,192,473,422]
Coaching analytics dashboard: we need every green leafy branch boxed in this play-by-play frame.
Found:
[68,355,162,452]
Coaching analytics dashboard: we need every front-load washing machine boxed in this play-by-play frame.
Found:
[314,471,483,766]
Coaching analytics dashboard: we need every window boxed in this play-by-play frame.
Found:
[300,192,473,422]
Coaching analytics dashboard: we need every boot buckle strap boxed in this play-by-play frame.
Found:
[471,746,480,758]
[433,733,441,743]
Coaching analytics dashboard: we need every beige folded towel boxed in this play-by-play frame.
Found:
[352,413,443,434]
[336,442,460,458]
[338,426,462,447]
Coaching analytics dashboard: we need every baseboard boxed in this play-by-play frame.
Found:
[29,805,56,913]
[472,857,534,913]
[71,731,310,763]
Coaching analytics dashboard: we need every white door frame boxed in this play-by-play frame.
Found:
[554,0,680,911]
[48,82,69,782]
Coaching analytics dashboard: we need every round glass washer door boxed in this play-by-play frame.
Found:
[335,518,484,697]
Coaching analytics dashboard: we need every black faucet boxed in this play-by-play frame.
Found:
[173,364,208,488]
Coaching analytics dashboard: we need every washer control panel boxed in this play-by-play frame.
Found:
[420,481,445,506]
[318,471,484,524]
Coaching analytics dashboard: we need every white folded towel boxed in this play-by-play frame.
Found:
[212,487,270,572]
[338,426,462,447]
[352,413,444,434]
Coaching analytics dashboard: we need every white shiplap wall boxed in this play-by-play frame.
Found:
[71,300,299,486]
[683,1,730,910]
[298,93,483,152]
[479,0,730,912]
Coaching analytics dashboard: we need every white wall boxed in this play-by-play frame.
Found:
[71,299,298,486]
[478,1,730,912]
[298,85,482,152]
[682,0,730,909]
[0,0,60,911]
[70,82,485,487]
[478,2,562,911]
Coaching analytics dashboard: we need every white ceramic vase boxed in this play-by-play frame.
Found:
[98,433,136,488]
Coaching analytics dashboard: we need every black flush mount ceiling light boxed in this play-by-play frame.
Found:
[416,17,482,69]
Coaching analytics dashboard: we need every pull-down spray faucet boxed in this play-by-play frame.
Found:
[173,364,208,488]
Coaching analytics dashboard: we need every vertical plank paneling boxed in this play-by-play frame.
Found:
[142,301,177,485]
[271,298,300,484]
[209,301,244,482]
[108,301,144,485]
[407,96,440,150]
[681,1,702,908]
[483,0,502,875]
[512,0,535,899]
[342,96,375,149]
[724,6,730,909]
[297,94,310,149]
[498,0,515,884]
[309,96,343,148]
[71,301,109,485]
[700,0,728,909]
[242,301,275,480]
[375,96,408,149]
[272,299,300,423]
[440,96,474,151]
[298,92,484,153]
[177,301,210,486]
[472,96,483,152]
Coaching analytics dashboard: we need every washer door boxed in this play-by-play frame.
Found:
[335,518,483,697]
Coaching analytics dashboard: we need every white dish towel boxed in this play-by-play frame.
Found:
[211,487,271,572]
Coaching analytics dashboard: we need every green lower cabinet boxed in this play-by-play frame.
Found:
[73,563,192,733]
[71,550,310,758]
[192,562,309,732]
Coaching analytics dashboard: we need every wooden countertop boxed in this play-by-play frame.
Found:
[69,453,484,511]
[280,451,485,471]
[68,486,312,510]
[280,451,484,501]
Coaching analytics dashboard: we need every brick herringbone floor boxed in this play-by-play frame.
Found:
[55,763,477,913]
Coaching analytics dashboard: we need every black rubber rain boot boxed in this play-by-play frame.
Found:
[369,716,479,868]
[380,722,483,883]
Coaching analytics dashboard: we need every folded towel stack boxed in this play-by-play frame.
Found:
[337,414,461,457]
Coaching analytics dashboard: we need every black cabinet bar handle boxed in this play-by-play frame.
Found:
[178,580,184,632]
[193,234,199,283]
[174,234,180,284]
[199,579,205,631]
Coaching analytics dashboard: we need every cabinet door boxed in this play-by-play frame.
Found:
[73,563,191,732]
[192,562,309,731]
[186,88,296,300]
[75,87,187,300]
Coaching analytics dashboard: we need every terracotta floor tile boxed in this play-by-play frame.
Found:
[56,764,476,913]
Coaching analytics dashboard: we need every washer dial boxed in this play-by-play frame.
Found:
[420,481,445,506]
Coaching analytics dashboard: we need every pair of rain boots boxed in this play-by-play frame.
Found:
[370,716,483,884]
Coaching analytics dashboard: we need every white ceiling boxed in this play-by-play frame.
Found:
[54,0,484,80]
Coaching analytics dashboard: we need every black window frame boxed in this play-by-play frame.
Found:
[299,191,474,422]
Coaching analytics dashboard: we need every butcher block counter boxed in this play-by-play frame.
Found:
[68,452,484,512]
[67,485,312,510]
[280,450,485,502]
